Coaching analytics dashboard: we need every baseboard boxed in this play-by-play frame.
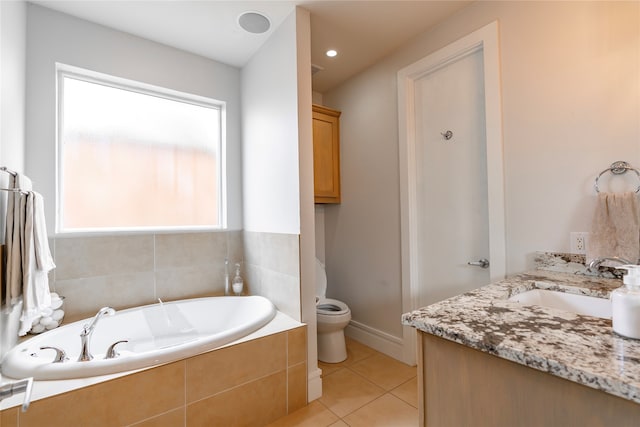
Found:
[345,320,408,363]
[307,367,322,402]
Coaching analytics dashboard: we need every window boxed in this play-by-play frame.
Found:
[57,65,225,233]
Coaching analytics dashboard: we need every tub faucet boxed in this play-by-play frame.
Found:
[78,307,115,362]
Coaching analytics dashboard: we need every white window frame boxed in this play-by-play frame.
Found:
[55,63,227,234]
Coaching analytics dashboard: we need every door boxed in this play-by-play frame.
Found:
[397,22,506,365]
[414,49,490,308]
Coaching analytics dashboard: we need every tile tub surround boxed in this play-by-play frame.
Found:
[0,325,307,426]
[243,231,301,320]
[401,270,640,404]
[51,231,243,319]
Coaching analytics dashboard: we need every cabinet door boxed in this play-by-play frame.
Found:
[312,105,341,203]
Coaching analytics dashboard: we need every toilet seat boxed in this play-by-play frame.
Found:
[316,297,350,316]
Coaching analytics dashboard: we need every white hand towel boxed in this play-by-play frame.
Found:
[5,173,32,306]
[586,192,640,266]
[18,191,54,336]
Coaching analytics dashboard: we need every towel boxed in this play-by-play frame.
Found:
[586,192,640,266]
[5,173,32,305]
[18,191,56,336]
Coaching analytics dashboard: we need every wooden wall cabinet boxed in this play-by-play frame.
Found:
[312,104,341,204]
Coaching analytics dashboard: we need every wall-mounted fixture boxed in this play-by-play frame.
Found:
[238,11,271,34]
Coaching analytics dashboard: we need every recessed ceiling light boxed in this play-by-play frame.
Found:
[238,11,271,34]
[326,49,338,58]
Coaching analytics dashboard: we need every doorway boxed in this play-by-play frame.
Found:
[397,21,506,365]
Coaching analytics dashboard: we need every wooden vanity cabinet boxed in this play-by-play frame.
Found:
[419,332,640,426]
[312,104,341,204]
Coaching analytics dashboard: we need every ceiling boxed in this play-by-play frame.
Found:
[31,1,472,93]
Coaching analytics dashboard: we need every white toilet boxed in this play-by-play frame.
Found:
[315,258,351,363]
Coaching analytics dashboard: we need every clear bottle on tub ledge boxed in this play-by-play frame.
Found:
[232,263,244,296]
[612,265,640,339]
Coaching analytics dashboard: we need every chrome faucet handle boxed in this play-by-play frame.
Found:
[0,377,34,412]
[39,346,68,363]
[105,340,128,359]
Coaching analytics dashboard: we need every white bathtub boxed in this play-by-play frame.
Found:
[1,296,276,380]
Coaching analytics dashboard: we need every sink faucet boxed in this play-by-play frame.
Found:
[78,307,115,362]
[587,256,633,273]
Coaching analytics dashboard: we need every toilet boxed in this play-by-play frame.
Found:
[315,258,351,363]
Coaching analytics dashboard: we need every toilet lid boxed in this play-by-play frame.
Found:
[315,258,327,299]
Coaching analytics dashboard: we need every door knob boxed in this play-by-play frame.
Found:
[468,258,490,268]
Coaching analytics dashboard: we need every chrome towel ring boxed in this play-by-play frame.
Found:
[594,161,640,193]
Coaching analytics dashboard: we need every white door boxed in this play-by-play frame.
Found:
[414,49,490,308]
[398,22,505,365]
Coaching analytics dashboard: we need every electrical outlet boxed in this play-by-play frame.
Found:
[570,232,589,254]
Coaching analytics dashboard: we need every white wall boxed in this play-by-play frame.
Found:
[1,0,26,172]
[241,8,300,234]
[0,0,27,359]
[241,7,321,400]
[26,4,243,232]
[323,1,639,343]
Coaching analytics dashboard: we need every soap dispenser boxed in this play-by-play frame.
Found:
[612,265,640,339]
[232,263,244,296]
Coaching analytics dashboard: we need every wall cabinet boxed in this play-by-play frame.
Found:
[312,104,341,204]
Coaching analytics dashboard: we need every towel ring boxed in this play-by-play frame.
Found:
[594,161,640,193]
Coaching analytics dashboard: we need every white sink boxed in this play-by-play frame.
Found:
[508,289,611,319]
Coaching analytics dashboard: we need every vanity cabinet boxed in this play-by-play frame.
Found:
[419,332,640,426]
[312,104,341,204]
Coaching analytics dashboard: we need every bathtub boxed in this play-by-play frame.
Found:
[1,296,276,381]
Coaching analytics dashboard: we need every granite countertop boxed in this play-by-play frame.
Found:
[401,270,640,404]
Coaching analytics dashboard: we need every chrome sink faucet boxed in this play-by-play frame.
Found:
[587,257,633,274]
[78,307,115,362]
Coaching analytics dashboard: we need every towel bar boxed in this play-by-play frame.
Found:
[0,166,18,177]
[0,166,28,193]
[594,161,640,193]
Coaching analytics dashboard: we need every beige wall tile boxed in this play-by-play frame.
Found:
[186,332,287,403]
[243,231,299,277]
[259,269,300,320]
[55,235,154,280]
[288,362,308,413]
[155,265,224,300]
[226,230,244,264]
[288,326,307,366]
[55,272,155,319]
[186,371,286,426]
[155,232,227,269]
[264,233,299,277]
[130,408,185,427]
[0,407,18,427]
[17,362,185,427]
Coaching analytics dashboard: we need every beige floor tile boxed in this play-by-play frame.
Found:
[318,361,342,377]
[319,367,385,418]
[319,338,377,371]
[343,394,419,427]
[350,353,416,390]
[267,401,339,427]
[391,377,418,408]
[342,337,377,366]
[328,421,349,427]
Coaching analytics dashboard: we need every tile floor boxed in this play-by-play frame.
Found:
[268,338,418,427]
